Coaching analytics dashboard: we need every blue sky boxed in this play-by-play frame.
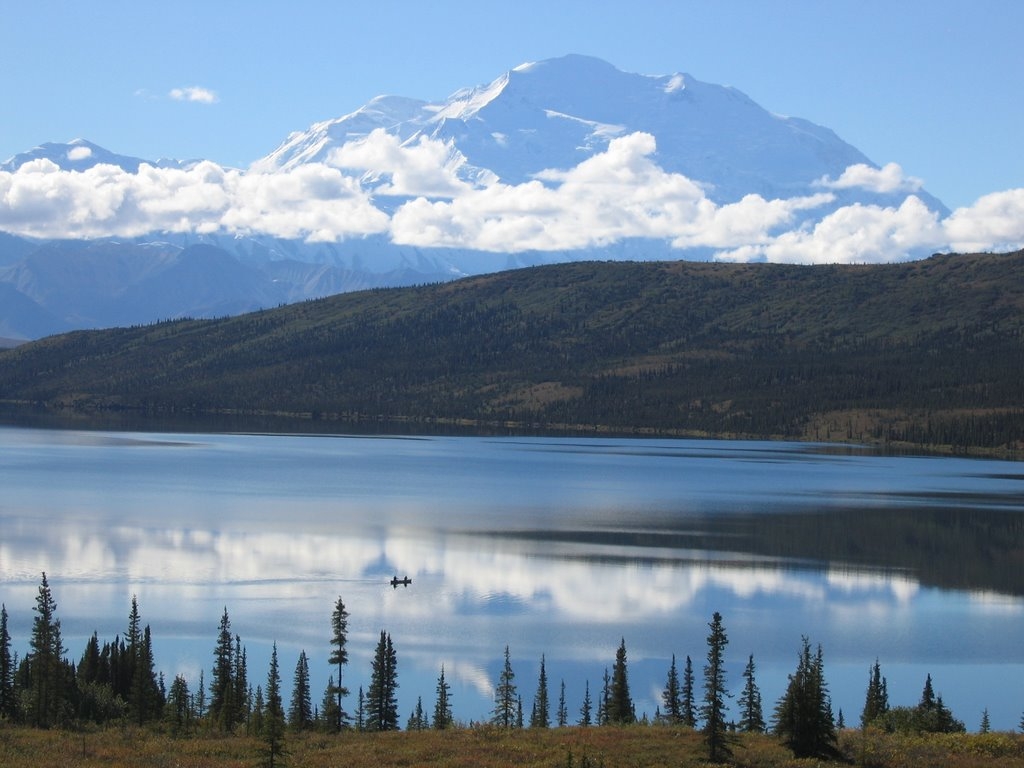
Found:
[3,0,1020,210]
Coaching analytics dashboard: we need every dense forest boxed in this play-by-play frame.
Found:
[1,250,1023,454]
[5,573,1016,768]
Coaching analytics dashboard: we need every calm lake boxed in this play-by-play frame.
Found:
[1,426,1022,730]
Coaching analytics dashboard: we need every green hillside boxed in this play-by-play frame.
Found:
[1,251,1023,452]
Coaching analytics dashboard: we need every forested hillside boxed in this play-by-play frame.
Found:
[1,250,1023,452]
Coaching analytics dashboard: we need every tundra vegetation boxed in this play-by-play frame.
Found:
[2,574,1022,767]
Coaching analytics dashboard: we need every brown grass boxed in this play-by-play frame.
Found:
[1,725,1023,768]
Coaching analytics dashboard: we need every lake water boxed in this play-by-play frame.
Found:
[0,426,1022,730]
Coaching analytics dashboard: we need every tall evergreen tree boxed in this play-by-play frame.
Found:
[27,572,67,728]
[366,631,398,731]
[578,680,592,726]
[861,659,889,728]
[557,679,568,727]
[739,654,766,733]
[598,667,610,725]
[210,607,235,729]
[607,638,635,724]
[327,596,350,731]
[355,685,365,732]
[0,603,15,721]
[530,654,550,728]
[701,611,732,762]
[260,642,286,768]
[661,654,683,724]
[681,654,697,728]
[772,637,837,760]
[289,649,313,731]
[432,665,453,730]
[233,636,249,728]
[491,645,517,728]
[130,624,162,725]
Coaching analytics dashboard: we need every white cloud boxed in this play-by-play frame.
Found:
[1,131,1023,260]
[169,86,219,104]
[942,188,1024,253]
[816,162,923,194]
[66,145,93,161]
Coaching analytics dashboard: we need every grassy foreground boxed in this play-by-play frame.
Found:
[2,726,1024,768]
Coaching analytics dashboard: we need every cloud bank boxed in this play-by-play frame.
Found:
[1,130,1022,263]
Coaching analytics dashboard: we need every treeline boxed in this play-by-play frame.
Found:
[1,251,1024,453]
[3,575,1017,764]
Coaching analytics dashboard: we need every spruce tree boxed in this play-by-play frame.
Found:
[772,637,837,759]
[579,680,592,726]
[261,643,286,768]
[166,674,191,734]
[861,659,889,728]
[980,708,990,734]
[355,685,365,732]
[233,636,249,728]
[681,655,697,728]
[739,654,766,733]
[701,611,732,762]
[491,645,517,728]
[210,607,235,729]
[27,572,66,728]
[407,696,426,730]
[557,679,568,727]
[327,596,350,731]
[0,603,15,721]
[433,665,453,729]
[130,624,162,724]
[607,638,635,724]
[530,654,550,728]
[366,631,398,731]
[320,676,341,731]
[661,653,683,724]
[289,649,313,730]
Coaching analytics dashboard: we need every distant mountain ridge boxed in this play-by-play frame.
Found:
[2,251,1021,454]
[0,55,950,339]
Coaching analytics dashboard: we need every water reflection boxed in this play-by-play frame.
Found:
[0,427,1022,729]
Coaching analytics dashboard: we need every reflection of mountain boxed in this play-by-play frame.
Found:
[488,505,1024,597]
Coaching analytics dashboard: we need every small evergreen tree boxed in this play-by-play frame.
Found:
[0,603,16,721]
[319,676,341,732]
[407,696,427,730]
[557,679,568,727]
[289,649,313,730]
[355,685,365,731]
[739,654,766,733]
[772,637,837,759]
[366,631,398,731]
[530,654,550,728]
[701,612,732,762]
[681,655,697,728]
[166,674,191,735]
[327,596,350,731]
[491,645,517,728]
[861,659,889,728]
[661,654,683,724]
[432,665,453,729]
[579,680,592,726]
[980,708,990,734]
[260,643,286,768]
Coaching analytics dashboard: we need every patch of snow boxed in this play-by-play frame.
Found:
[663,73,687,93]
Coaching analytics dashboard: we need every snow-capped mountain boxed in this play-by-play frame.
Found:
[0,137,196,173]
[254,54,945,212]
[0,55,951,339]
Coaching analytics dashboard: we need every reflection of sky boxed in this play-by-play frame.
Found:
[1,427,1023,729]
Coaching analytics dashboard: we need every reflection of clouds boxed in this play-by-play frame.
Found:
[0,519,934,628]
[826,568,920,604]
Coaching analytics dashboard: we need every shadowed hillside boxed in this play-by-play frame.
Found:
[1,250,1023,452]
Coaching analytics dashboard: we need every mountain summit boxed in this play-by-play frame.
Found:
[254,54,943,211]
[0,55,953,339]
